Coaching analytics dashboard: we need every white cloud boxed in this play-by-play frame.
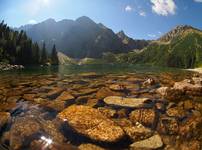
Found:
[158,31,162,34]
[139,11,146,16]
[151,0,176,16]
[194,0,202,2]
[28,19,37,24]
[148,34,157,38]
[125,5,133,12]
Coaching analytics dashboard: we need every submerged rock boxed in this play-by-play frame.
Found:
[143,78,156,86]
[166,107,186,118]
[109,84,126,91]
[0,112,11,131]
[123,122,153,141]
[0,101,17,112]
[129,108,158,128]
[10,117,41,150]
[156,87,184,101]
[10,116,65,150]
[30,140,78,150]
[23,94,36,101]
[174,79,202,96]
[157,117,179,135]
[192,77,202,85]
[44,100,67,112]
[177,140,201,150]
[104,96,151,108]
[130,134,163,149]
[79,143,105,150]
[97,107,116,118]
[46,87,64,99]
[55,91,74,101]
[6,96,21,103]
[57,105,125,143]
[85,99,99,107]
[96,87,123,99]
[179,113,202,139]
[76,88,98,96]
[182,100,195,110]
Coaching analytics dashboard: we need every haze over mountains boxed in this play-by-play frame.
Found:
[17,16,149,58]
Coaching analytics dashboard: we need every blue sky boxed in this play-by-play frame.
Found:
[0,0,202,39]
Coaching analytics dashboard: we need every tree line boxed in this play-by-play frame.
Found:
[0,21,58,65]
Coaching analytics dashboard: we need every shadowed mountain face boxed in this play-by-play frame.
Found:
[117,30,149,50]
[17,16,149,58]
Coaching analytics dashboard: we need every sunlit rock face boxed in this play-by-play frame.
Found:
[57,105,125,143]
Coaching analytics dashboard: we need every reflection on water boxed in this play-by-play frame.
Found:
[0,65,201,150]
[0,64,190,76]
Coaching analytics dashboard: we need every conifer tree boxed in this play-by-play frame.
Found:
[41,42,47,64]
[32,42,40,64]
[0,21,43,65]
[51,44,59,65]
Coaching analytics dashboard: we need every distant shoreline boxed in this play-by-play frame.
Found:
[186,68,202,74]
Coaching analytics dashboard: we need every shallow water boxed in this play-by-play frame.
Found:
[0,65,201,150]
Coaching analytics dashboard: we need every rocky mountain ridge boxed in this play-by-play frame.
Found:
[16,16,149,58]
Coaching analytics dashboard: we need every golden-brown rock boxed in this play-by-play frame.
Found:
[79,143,105,150]
[57,105,125,142]
[130,134,163,149]
[104,96,150,108]
[56,91,74,101]
[96,87,123,99]
[0,112,11,131]
[129,108,157,128]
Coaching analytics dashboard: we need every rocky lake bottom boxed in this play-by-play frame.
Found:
[0,65,202,150]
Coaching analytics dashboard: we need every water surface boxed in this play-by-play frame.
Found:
[0,64,201,150]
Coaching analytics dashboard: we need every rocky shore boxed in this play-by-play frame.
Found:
[0,72,202,149]
[0,62,24,71]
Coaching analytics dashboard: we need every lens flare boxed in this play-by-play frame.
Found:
[40,136,53,148]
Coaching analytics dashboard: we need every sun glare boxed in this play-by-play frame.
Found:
[43,0,50,5]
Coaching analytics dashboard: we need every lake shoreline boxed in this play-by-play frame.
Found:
[187,68,202,74]
[0,62,24,71]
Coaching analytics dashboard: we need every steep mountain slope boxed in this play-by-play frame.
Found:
[121,25,202,68]
[57,52,76,65]
[117,30,149,50]
[17,16,149,58]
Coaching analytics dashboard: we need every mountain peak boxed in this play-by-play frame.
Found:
[173,25,194,31]
[76,16,95,24]
[16,16,148,58]
[42,18,56,24]
[159,25,198,42]
[117,30,127,39]
[98,23,107,29]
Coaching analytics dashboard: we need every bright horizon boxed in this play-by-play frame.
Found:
[1,0,202,39]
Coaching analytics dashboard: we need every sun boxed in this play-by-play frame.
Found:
[38,0,50,6]
[43,0,49,4]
